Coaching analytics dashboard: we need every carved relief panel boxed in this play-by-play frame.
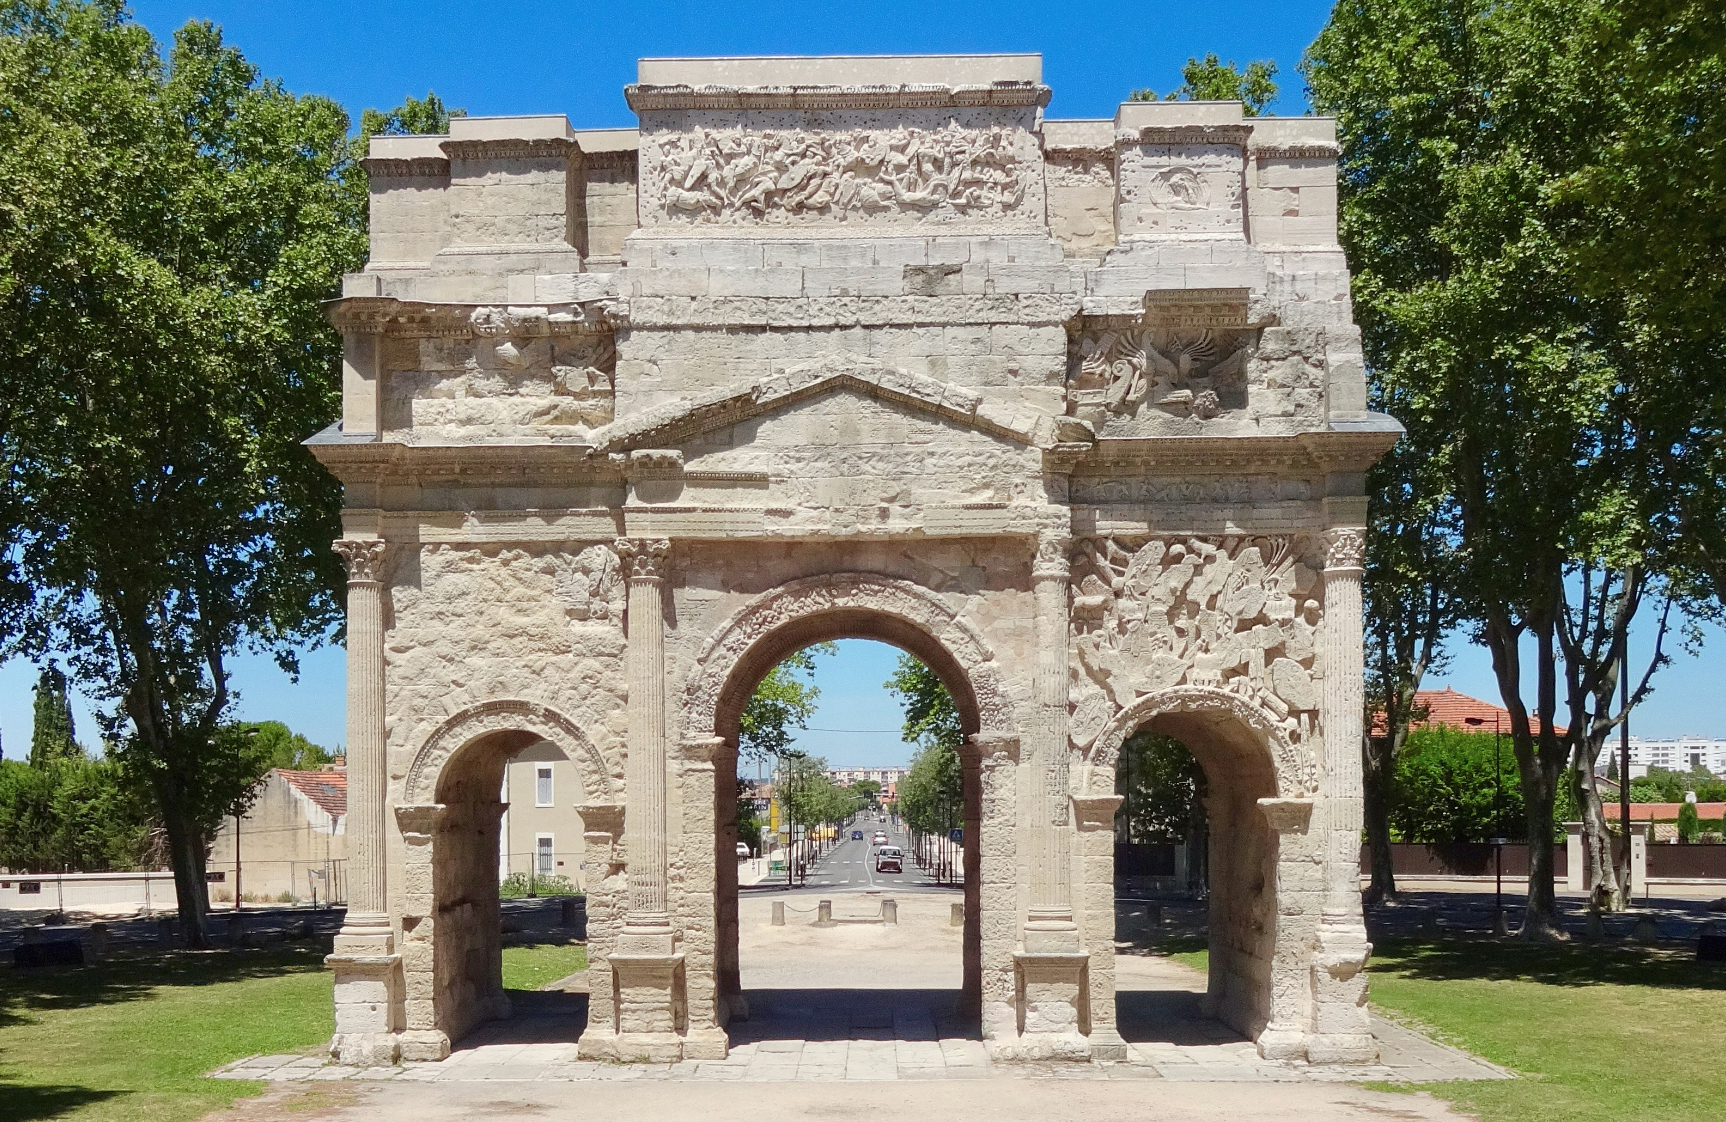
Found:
[1115,126,1249,240]
[1066,289,1258,431]
[638,116,1043,228]
[1067,534,1325,791]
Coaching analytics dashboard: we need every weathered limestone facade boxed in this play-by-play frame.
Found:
[310,54,1398,1067]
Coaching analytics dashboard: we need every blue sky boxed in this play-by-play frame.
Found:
[2,2,1721,761]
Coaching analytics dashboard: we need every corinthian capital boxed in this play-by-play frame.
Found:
[333,538,390,583]
[1033,529,1071,579]
[1323,527,1367,572]
[615,537,671,580]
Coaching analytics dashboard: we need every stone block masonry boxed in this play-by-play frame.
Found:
[309,51,1399,1067]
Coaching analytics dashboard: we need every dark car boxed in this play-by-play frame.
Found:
[851,829,863,840]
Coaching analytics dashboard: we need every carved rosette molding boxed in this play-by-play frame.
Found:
[333,538,390,584]
[1324,527,1367,573]
[441,137,582,162]
[645,124,1035,225]
[1120,124,1254,148]
[1252,143,1341,161]
[616,537,671,581]
[361,156,450,178]
[1087,685,1318,799]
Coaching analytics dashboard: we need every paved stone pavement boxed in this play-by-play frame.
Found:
[213,893,1507,1087]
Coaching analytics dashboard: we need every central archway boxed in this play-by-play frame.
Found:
[681,573,1021,1033]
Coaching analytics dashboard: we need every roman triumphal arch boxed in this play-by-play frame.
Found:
[309,53,1399,1068]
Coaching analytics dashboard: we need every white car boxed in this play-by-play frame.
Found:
[871,831,888,845]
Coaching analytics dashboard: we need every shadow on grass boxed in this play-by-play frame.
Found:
[0,946,328,1028]
[1116,932,1208,958]
[1371,935,1726,990]
[0,1082,126,1122]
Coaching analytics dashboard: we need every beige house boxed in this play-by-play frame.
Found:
[310,53,1395,1069]
[208,768,348,904]
[499,743,588,889]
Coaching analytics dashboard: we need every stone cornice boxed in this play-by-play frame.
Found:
[325,296,620,337]
[440,137,582,162]
[1121,124,1254,148]
[625,82,1052,112]
[1074,425,1402,476]
[1252,143,1340,161]
[362,156,451,179]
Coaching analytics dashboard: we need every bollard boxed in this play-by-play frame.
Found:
[228,912,247,948]
[815,899,835,927]
[1147,904,1163,927]
[950,901,964,927]
[88,922,108,961]
[772,900,785,926]
[157,915,178,947]
[882,898,897,926]
[1633,913,1660,944]
[1585,910,1604,942]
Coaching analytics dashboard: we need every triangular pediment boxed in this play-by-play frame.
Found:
[587,352,1080,455]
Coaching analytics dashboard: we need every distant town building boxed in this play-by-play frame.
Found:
[498,743,589,890]
[1624,736,1726,775]
[827,765,910,791]
[208,767,348,904]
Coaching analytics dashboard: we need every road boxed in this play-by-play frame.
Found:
[752,816,963,896]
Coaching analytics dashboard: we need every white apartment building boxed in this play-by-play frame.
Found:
[1625,736,1726,776]
[828,765,911,789]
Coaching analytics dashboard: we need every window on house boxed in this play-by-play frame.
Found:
[536,834,555,876]
[536,765,553,807]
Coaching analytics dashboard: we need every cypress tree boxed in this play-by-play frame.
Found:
[29,665,79,766]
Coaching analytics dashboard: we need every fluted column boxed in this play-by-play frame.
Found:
[1311,526,1376,1064]
[1028,529,1076,931]
[1319,527,1366,927]
[618,537,672,937]
[334,538,391,943]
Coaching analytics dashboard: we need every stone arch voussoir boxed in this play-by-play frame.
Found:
[679,572,1021,743]
[402,698,619,807]
[1085,685,1316,799]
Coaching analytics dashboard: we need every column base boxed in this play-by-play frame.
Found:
[578,1030,685,1063]
[1088,1026,1130,1062]
[1255,1022,1309,1061]
[398,1030,451,1063]
[329,1032,401,1067]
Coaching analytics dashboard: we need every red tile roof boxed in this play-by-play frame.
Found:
[1624,802,1726,821]
[279,768,346,818]
[1372,686,1567,737]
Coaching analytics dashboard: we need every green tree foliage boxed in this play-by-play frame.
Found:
[737,643,835,762]
[1115,730,1205,844]
[236,720,332,771]
[1390,726,1525,845]
[777,752,852,829]
[0,754,151,871]
[1306,0,1726,931]
[0,1,366,944]
[884,652,962,750]
[357,90,464,141]
[1630,767,1726,804]
[1676,800,1700,844]
[1130,52,1279,115]
[29,664,79,765]
[884,652,964,835]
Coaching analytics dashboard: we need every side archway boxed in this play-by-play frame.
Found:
[403,698,618,808]
[1085,685,1316,799]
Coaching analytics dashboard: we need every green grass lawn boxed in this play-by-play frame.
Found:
[1162,935,1726,1122]
[0,939,588,1122]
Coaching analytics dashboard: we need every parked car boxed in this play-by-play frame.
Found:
[851,829,863,840]
[875,846,903,873]
[736,842,751,859]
